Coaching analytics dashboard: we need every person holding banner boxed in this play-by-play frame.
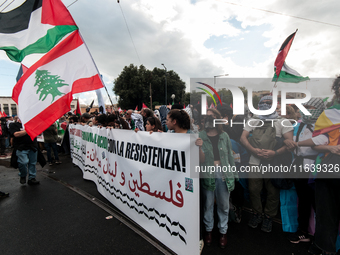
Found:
[145,117,162,132]
[166,109,191,134]
[196,108,238,249]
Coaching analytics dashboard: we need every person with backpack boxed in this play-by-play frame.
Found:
[240,95,294,232]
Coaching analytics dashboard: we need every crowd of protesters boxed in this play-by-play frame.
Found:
[1,76,340,255]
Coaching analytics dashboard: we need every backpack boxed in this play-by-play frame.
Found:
[248,119,277,151]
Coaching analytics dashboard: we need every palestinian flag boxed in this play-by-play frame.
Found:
[12,31,103,139]
[74,98,81,117]
[272,62,309,83]
[274,30,297,78]
[16,64,29,82]
[0,0,78,62]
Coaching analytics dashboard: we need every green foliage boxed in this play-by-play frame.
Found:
[188,90,204,106]
[113,64,186,109]
[34,70,68,103]
[252,95,260,109]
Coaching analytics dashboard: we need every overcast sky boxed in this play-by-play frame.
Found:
[0,0,339,105]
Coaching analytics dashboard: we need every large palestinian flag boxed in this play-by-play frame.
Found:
[273,30,309,84]
[0,0,78,62]
[12,31,104,139]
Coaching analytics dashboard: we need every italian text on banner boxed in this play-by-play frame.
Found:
[69,124,199,255]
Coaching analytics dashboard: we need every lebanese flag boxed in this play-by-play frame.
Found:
[0,0,78,62]
[2,112,7,117]
[274,30,297,78]
[142,103,148,109]
[12,31,103,139]
[135,105,138,111]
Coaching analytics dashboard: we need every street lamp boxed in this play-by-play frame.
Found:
[214,74,228,88]
[214,74,229,104]
[171,94,175,105]
[161,63,167,105]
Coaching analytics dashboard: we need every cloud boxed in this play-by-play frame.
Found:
[1,0,339,99]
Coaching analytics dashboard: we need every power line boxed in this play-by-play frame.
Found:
[220,0,340,28]
[67,0,79,8]
[66,0,142,64]
[118,2,141,65]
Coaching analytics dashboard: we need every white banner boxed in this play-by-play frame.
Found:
[69,125,199,255]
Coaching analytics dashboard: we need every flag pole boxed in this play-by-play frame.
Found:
[78,31,115,110]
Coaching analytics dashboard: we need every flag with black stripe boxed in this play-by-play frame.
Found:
[0,0,78,62]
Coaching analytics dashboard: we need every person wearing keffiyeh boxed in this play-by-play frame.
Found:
[240,95,294,233]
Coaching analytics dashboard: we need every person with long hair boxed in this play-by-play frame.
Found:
[166,109,191,133]
[195,108,238,249]
[145,116,162,132]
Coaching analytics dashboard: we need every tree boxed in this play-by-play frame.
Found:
[113,64,186,109]
[251,95,260,109]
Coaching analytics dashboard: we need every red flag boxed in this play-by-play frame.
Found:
[142,103,148,109]
[135,105,138,111]
[230,103,233,109]
[74,98,81,116]
[183,103,186,108]
[61,121,67,130]
[274,30,297,78]
[2,111,7,117]
[0,112,3,118]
